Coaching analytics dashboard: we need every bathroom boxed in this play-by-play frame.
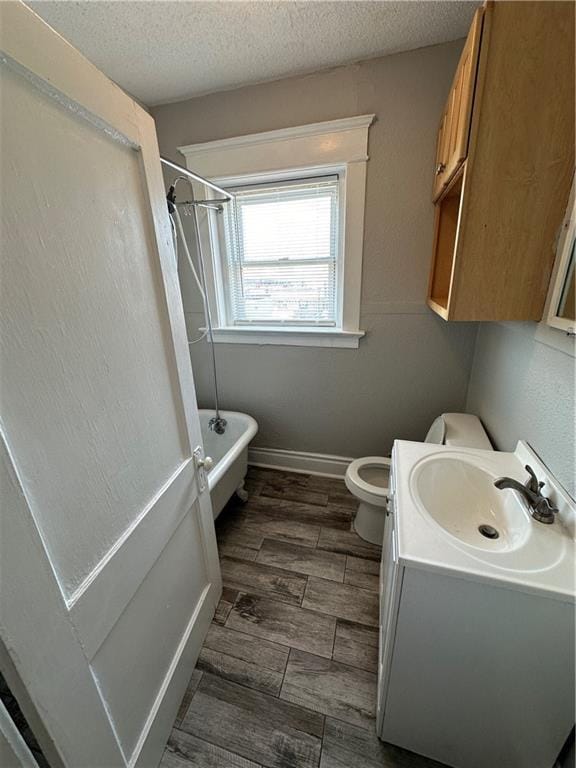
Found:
[0,1,574,767]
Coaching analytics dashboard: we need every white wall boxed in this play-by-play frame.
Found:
[152,40,479,458]
[467,324,575,497]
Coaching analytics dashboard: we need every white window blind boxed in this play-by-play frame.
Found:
[222,176,339,327]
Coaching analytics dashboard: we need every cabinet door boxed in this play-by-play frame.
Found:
[432,7,483,201]
[376,495,403,736]
[444,8,483,182]
[432,108,449,200]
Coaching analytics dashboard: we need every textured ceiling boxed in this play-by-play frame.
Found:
[28,1,477,106]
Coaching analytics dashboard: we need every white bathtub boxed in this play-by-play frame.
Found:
[199,409,258,519]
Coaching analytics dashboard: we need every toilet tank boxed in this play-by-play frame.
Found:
[425,413,492,451]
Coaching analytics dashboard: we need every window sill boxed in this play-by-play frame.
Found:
[201,327,365,348]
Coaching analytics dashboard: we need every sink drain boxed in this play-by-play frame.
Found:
[478,524,499,540]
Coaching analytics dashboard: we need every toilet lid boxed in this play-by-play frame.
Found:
[346,456,391,501]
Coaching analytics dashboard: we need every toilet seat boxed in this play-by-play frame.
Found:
[345,456,391,507]
[344,414,491,544]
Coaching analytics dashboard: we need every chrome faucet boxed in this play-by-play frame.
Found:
[494,464,558,524]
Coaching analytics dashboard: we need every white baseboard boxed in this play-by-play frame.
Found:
[248,446,353,479]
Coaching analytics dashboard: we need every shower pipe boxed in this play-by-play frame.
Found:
[160,156,232,436]
[160,156,232,204]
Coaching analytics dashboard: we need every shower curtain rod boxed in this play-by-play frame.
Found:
[160,156,233,202]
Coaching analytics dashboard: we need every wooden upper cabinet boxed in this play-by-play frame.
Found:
[432,8,483,202]
[427,1,575,321]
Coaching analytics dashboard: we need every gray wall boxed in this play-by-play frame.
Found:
[152,40,479,458]
[467,324,575,497]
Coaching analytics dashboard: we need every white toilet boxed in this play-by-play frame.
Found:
[345,413,492,545]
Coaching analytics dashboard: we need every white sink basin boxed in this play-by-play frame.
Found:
[397,443,575,598]
[412,457,530,552]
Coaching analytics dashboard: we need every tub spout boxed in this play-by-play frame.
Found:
[209,416,227,434]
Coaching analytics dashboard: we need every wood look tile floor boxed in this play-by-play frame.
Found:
[162,467,447,768]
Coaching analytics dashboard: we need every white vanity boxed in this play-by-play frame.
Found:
[377,440,575,768]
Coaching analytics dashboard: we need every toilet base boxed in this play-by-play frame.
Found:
[353,500,386,545]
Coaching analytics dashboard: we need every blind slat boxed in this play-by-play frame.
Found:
[223,176,339,326]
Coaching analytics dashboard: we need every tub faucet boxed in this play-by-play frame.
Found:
[209,415,227,435]
[494,465,558,524]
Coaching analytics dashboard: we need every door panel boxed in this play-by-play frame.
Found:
[1,64,187,595]
[92,510,208,757]
[0,439,124,767]
[68,459,196,660]
[0,4,221,767]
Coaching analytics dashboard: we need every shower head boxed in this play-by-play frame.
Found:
[166,179,225,215]
[166,175,197,215]
[166,184,176,214]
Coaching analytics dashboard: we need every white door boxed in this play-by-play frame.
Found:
[0,4,221,767]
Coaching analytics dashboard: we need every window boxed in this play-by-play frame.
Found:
[179,114,374,347]
[222,176,340,327]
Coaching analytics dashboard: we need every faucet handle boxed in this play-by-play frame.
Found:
[524,464,544,494]
[533,496,559,524]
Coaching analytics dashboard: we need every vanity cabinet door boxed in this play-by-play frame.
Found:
[376,495,403,737]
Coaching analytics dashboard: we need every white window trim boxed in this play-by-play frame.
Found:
[178,114,374,348]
